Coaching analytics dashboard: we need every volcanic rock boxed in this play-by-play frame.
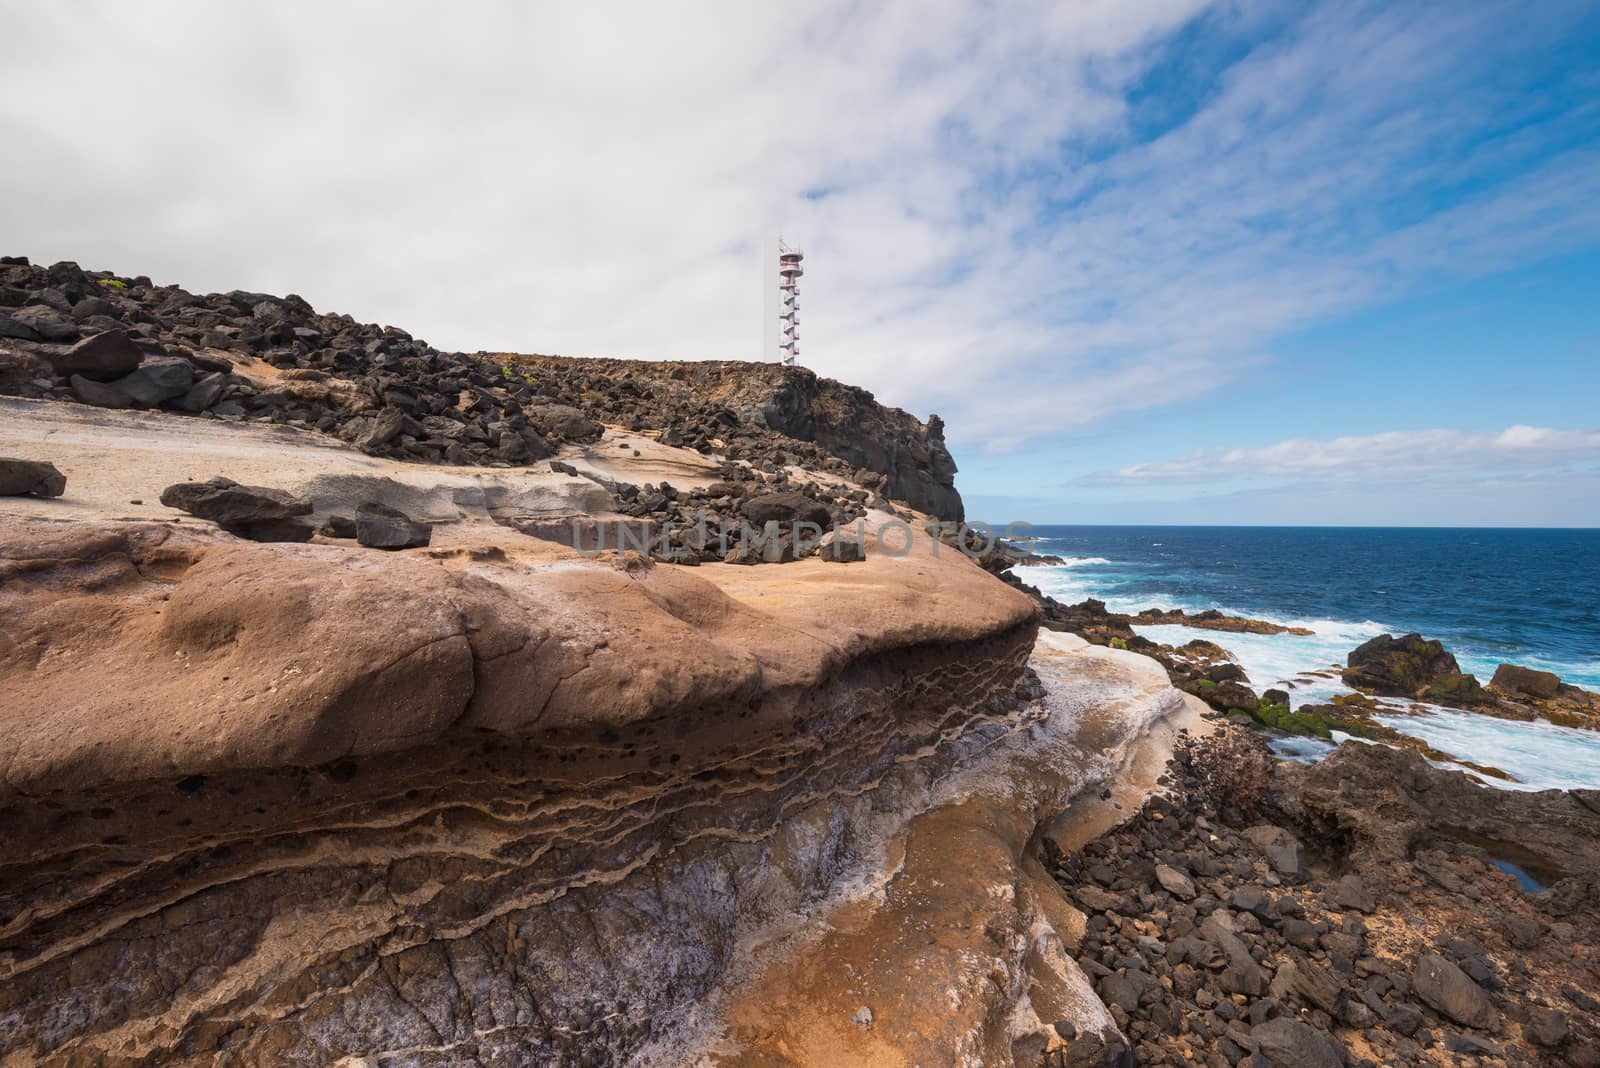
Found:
[355,501,431,549]
[1413,952,1497,1030]
[1342,632,1460,696]
[49,329,145,380]
[0,313,42,341]
[8,305,79,343]
[1249,1017,1345,1068]
[0,458,66,498]
[525,403,603,443]
[1490,663,1561,700]
[1242,824,1302,878]
[112,355,194,405]
[159,477,314,542]
[740,491,832,528]
[69,374,134,408]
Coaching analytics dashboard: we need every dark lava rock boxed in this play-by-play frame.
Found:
[1413,952,1497,1030]
[9,305,80,342]
[1242,824,1302,878]
[70,374,134,408]
[1490,663,1561,700]
[319,515,358,539]
[1329,874,1375,913]
[230,517,315,543]
[0,313,42,341]
[0,458,66,497]
[355,501,431,550]
[1342,632,1461,696]
[49,330,145,381]
[740,491,832,528]
[159,477,313,533]
[177,372,229,413]
[113,355,194,405]
[1526,1006,1570,1047]
[1249,1017,1345,1068]
[525,403,603,443]
[818,536,866,563]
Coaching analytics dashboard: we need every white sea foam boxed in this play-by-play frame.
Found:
[1027,554,1600,790]
[1133,620,1386,707]
[1372,708,1600,792]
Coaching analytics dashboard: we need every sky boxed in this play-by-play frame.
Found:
[3,1,1598,526]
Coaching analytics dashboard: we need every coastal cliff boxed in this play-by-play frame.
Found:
[0,258,1188,1066]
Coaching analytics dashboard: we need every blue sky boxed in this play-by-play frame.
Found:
[946,1,1600,525]
[3,1,1598,525]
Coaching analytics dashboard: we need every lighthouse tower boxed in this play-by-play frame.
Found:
[777,240,803,365]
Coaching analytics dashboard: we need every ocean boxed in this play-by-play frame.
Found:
[1017,526,1600,791]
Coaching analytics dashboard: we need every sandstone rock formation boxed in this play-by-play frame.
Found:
[0,486,1201,1065]
[0,256,1216,1066]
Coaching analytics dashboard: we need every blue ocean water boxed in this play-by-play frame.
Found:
[1018,526,1600,790]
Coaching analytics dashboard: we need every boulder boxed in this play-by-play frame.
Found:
[1242,824,1302,878]
[1328,874,1375,914]
[0,313,42,341]
[0,347,50,392]
[70,374,135,408]
[176,372,230,413]
[319,515,358,539]
[1342,632,1461,696]
[1413,952,1497,1030]
[112,355,194,406]
[1155,863,1196,900]
[159,477,313,537]
[70,296,120,322]
[525,403,603,443]
[355,406,425,451]
[1211,680,1260,713]
[1421,672,1492,706]
[818,535,866,563]
[1489,663,1561,700]
[740,491,831,528]
[1249,1017,1345,1068]
[0,458,66,498]
[48,330,145,381]
[8,305,80,342]
[355,501,431,550]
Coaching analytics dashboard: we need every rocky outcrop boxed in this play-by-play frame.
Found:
[0,509,1202,1065]
[0,257,961,521]
[1336,634,1600,731]
[1487,663,1600,730]
[354,500,432,549]
[159,476,315,542]
[513,355,965,520]
[1341,632,1463,696]
[1126,607,1314,636]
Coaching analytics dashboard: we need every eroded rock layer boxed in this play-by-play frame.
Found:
[0,514,1073,1065]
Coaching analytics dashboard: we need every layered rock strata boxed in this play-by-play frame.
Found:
[0,503,1197,1066]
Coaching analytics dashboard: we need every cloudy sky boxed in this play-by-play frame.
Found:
[4,1,1598,525]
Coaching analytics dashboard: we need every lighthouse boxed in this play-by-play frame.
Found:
[777,240,803,366]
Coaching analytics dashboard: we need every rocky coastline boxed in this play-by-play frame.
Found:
[3,256,1596,1066]
[1049,727,1600,1067]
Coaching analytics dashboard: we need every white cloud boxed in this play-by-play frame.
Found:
[1,1,1595,452]
[1084,426,1600,485]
